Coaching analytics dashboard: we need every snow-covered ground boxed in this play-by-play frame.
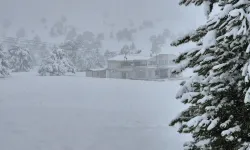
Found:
[0,72,190,150]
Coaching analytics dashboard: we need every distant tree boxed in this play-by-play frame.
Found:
[8,45,32,72]
[120,45,130,55]
[116,28,136,41]
[135,49,142,54]
[81,31,95,42]
[16,28,26,38]
[104,50,117,59]
[65,27,77,41]
[75,31,102,50]
[97,33,105,41]
[60,31,105,71]
[76,48,104,71]
[130,28,137,34]
[33,35,41,43]
[50,21,66,37]
[120,42,139,55]
[60,40,79,66]
[0,45,10,77]
[38,48,75,76]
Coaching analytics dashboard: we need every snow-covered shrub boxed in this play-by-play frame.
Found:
[0,46,10,77]
[8,46,32,72]
[38,48,75,76]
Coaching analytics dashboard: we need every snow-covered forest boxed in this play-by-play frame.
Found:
[0,17,184,77]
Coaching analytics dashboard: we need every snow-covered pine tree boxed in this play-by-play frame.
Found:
[120,44,130,55]
[8,45,32,72]
[170,0,250,149]
[38,48,75,76]
[76,48,105,71]
[104,50,117,59]
[0,45,10,77]
[120,43,138,55]
[60,40,79,66]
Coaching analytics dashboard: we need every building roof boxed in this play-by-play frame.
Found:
[88,68,107,71]
[108,55,152,61]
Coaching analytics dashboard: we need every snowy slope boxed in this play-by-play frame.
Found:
[0,72,190,150]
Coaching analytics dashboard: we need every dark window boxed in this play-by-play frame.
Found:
[121,62,132,67]
[134,61,147,66]
[149,61,156,65]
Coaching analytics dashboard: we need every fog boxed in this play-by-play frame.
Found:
[0,0,205,38]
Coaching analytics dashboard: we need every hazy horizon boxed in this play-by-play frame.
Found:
[0,0,205,36]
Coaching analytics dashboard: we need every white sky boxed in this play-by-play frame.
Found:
[0,0,205,31]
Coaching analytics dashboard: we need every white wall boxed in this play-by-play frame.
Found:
[108,61,121,69]
[107,70,122,78]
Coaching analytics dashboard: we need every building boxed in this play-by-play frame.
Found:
[106,54,180,80]
[86,68,107,78]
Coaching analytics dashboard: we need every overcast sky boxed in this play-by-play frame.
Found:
[0,0,205,32]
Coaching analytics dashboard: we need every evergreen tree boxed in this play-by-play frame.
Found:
[116,28,135,41]
[120,45,130,55]
[0,45,10,77]
[60,32,105,71]
[8,45,32,72]
[38,48,75,76]
[104,50,117,59]
[170,0,250,149]
[65,27,77,41]
[60,40,79,66]
[76,48,105,71]
[120,43,138,55]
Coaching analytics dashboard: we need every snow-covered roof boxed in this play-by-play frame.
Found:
[89,68,107,71]
[108,55,151,61]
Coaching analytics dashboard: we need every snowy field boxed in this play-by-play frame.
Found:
[0,72,190,150]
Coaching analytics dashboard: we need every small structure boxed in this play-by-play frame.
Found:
[86,68,107,78]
